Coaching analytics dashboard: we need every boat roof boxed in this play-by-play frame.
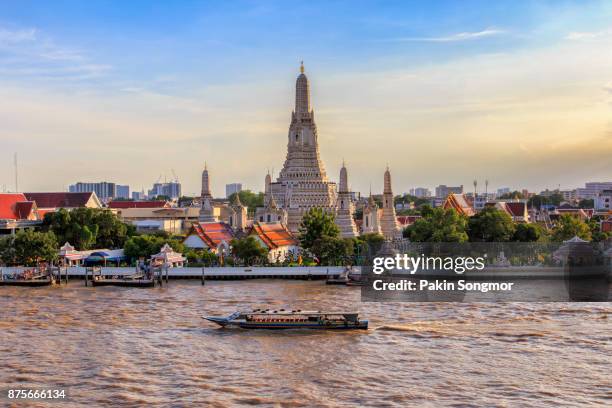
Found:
[241,310,358,316]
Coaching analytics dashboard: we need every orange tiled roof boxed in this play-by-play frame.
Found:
[443,193,475,217]
[192,222,234,249]
[0,193,37,220]
[250,222,298,249]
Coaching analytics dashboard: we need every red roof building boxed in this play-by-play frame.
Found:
[249,222,299,262]
[24,192,102,209]
[183,222,235,253]
[443,193,475,217]
[108,201,170,209]
[396,215,421,227]
[0,193,39,220]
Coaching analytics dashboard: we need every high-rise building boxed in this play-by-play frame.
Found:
[268,63,337,233]
[69,181,116,202]
[116,185,130,199]
[148,182,181,199]
[575,182,612,200]
[225,183,242,198]
[409,187,431,198]
[497,187,511,196]
[435,185,463,199]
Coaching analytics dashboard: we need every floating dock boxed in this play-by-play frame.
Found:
[64,266,349,280]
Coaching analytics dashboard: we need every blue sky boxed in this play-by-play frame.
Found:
[1,1,611,195]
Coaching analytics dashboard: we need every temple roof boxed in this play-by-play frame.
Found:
[190,222,234,249]
[250,222,298,249]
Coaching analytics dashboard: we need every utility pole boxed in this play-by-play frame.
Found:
[14,153,18,192]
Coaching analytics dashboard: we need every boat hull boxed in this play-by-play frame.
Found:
[91,279,155,288]
[0,279,54,287]
[205,317,368,330]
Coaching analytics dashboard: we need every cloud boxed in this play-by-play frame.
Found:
[388,28,505,42]
[565,30,611,40]
[0,25,111,81]
[0,27,37,44]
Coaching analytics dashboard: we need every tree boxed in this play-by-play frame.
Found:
[403,206,468,242]
[42,208,130,250]
[0,230,58,266]
[498,191,525,200]
[468,207,515,242]
[124,235,185,261]
[230,236,268,265]
[310,236,353,265]
[551,214,592,242]
[228,190,264,215]
[298,208,340,250]
[512,223,543,242]
[588,217,611,242]
[578,199,594,209]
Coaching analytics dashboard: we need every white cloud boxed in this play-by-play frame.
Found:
[0,27,37,44]
[388,28,505,42]
[0,25,111,81]
[565,30,611,40]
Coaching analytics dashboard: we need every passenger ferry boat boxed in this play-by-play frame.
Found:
[204,309,368,330]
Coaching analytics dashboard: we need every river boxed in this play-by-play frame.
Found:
[1,280,610,407]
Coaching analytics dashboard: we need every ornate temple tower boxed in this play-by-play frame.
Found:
[379,167,401,239]
[199,163,216,222]
[269,63,337,233]
[228,193,247,231]
[362,192,382,235]
[335,162,358,238]
[256,173,288,225]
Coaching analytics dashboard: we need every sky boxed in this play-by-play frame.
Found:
[1,0,611,197]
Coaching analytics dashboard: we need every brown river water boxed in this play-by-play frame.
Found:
[1,280,610,407]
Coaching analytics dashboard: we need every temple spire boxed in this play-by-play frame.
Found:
[295,61,310,114]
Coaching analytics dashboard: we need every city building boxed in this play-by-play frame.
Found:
[267,63,337,233]
[497,187,511,196]
[575,182,612,200]
[148,181,181,199]
[69,182,116,202]
[113,206,200,234]
[132,190,145,201]
[249,222,299,263]
[560,189,578,203]
[116,185,130,199]
[225,183,242,198]
[435,185,463,199]
[334,162,358,238]
[409,187,431,198]
[595,190,612,211]
[108,201,170,209]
